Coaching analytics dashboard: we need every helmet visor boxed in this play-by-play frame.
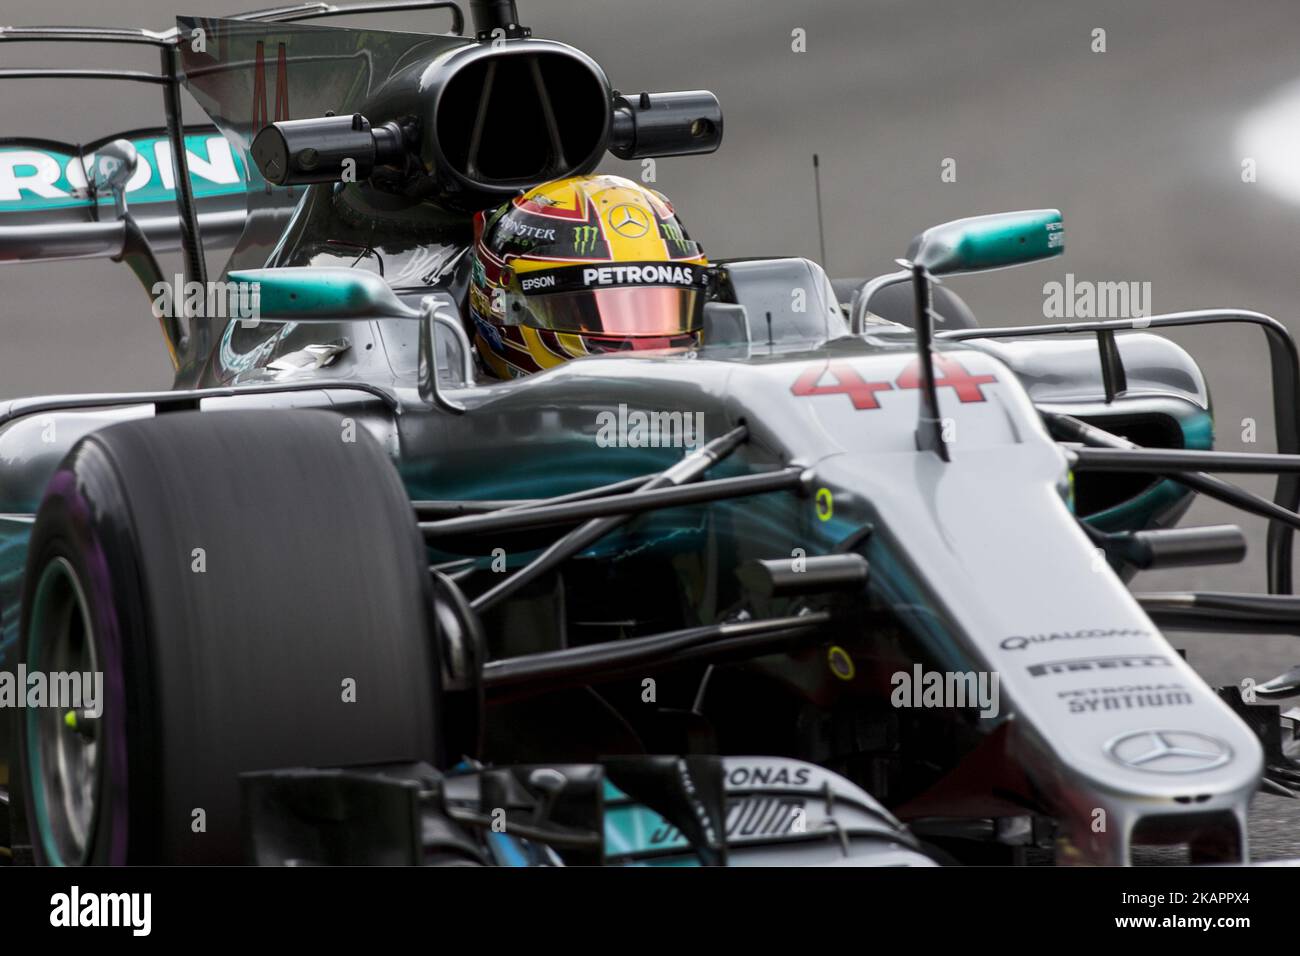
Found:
[502,261,710,336]
[508,286,702,336]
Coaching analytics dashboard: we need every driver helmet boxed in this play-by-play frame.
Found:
[468,174,709,378]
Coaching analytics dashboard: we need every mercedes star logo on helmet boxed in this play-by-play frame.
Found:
[608,203,651,238]
[1105,730,1232,774]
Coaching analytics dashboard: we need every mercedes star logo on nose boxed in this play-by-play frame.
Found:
[608,203,651,239]
[1105,730,1232,774]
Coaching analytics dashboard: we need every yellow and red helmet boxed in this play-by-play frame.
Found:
[469,174,709,378]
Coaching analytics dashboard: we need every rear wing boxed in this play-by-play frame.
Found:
[0,126,254,264]
[0,3,464,273]
[0,1,465,384]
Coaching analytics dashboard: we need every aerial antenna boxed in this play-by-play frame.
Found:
[812,154,827,268]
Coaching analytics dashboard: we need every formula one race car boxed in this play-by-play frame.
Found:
[0,0,1298,867]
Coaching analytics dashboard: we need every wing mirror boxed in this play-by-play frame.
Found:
[226,267,473,414]
[906,209,1063,276]
[90,139,139,217]
[853,209,1065,333]
[227,267,420,321]
[896,209,1063,462]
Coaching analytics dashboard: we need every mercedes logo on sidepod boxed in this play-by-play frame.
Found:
[1105,730,1232,774]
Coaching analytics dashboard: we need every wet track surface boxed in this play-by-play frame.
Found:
[2,0,1299,860]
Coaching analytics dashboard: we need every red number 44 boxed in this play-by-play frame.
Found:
[791,357,995,409]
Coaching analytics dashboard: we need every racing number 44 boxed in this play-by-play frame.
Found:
[790,356,996,410]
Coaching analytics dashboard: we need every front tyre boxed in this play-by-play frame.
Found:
[15,410,441,864]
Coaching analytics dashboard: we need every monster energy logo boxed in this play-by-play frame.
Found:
[574,225,600,255]
[660,222,691,251]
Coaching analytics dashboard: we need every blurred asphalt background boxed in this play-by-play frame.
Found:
[3,0,1300,859]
